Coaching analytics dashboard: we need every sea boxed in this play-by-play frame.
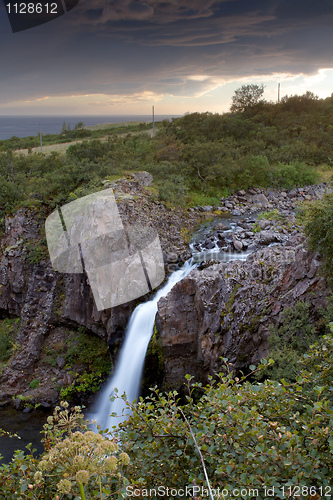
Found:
[0,115,181,141]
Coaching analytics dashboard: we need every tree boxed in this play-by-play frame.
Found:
[230,83,265,113]
[61,121,68,135]
[74,121,85,130]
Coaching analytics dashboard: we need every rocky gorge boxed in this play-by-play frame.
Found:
[0,172,331,409]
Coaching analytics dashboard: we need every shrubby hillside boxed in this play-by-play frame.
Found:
[0,90,332,225]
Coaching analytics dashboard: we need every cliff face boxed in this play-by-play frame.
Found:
[0,177,330,407]
[0,174,204,406]
[157,237,329,390]
[0,210,113,404]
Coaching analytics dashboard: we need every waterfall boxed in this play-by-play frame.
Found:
[89,259,196,431]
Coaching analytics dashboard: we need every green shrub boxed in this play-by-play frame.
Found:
[255,300,319,383]
[269,161,319,189]
[257,209,284,221]
[236,155,270,189]
[303,192,333,280]
[2,335,333,496]
[158,174,189,205]
[29,378,40,389]
[111,346,333,493]
[0,318,21,365]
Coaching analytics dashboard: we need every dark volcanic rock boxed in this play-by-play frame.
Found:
[157,241,329,391]
[0,173,207,406]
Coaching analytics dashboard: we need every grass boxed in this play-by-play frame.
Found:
[316,165,333,183]
[0,318,21,367]
[185,192,221,208]
[16,140,85,156]
[14,122,157,155]
[85,120,150,131]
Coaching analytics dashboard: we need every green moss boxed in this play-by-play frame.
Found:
[220,284,242,325]
[224,284,241,314]
[180,226,192,243]
[257,209,284,221]
[54,293,66,317]
[0,318,21,367]
[25,236,48,264]
[64,327,111,372]
[3,238,24,255]
[29,378,40,389]
[42,326,112,402]
[239,315,261,335]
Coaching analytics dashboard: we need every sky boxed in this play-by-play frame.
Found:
[1,0,333,116]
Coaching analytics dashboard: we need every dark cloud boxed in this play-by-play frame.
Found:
[85,9,104,21]
[0,0,333,109]
[73,0,219,24]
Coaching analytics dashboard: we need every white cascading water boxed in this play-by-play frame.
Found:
[89,259,196,431]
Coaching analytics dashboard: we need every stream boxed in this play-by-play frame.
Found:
[0,216,250,462]
[0,407,49,463]
[88,216,250,430]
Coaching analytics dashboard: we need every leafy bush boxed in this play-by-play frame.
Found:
[255,300,318,383]
[0,317,21,366]
[269,161,319,189]
[236,155,270,188]
[158,175,189,205]
[303,192,333,280]
[29,379,40,389]
[111,345,333,494]
[0,403,130,499]
[257,209,284,222]
[2,334,333,497]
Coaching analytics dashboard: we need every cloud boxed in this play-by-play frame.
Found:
[74,0,219,25]
[87,90,165,106]
[1,0,333,113]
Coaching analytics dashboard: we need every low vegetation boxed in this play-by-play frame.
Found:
[254,296,333,385]
[0,317,21,373]
[1,89,333,496]
[1,330,333,497]
[302,191,333,281]
[41,326,112,403]
[0,90,332,230]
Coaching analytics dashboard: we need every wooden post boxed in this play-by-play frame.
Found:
[39,122,43,153]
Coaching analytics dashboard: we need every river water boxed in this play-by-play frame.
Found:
[88,259,197,431]
[0,217,250,460]
[0,407,49,463]
[88,217,251,430]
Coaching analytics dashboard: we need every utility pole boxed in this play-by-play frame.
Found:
[152,105,155,137]
[278,83,280,103]
[39,122,43,153]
